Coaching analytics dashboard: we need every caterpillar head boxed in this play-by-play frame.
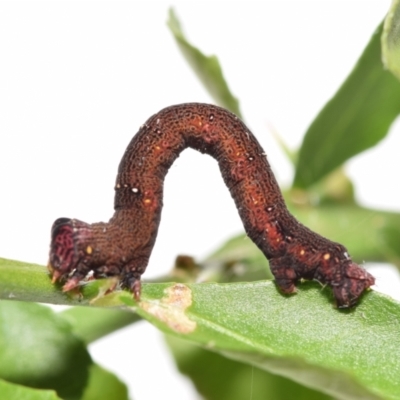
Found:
[333,261,375,308]
[48,218,93,290]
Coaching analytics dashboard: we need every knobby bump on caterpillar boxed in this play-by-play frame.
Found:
[48,103,374,308]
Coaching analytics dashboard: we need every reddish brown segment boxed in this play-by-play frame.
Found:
[48,103,374,307]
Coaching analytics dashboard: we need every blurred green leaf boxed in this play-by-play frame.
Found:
[295,168,356,205]
[81,364,129,400]
[0,301,92,400]
[379,223,400,264]
[269,124,297,165]
[204,234,272,281]
[60,307,140,344]
[166,335,333,400]
[294,22,400,188]
[0,379,61,400]
[167,8,242,117]
[382,0,400,81]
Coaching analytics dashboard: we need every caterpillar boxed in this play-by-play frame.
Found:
[48,103,374,308]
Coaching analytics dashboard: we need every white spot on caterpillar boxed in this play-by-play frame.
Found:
[132,188,139,193]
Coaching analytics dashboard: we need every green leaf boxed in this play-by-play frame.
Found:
[167,8,242,117]
[166,335,334,400]
[0,379,61,400]
[1,260,399,399]
[382,0,400,81]
[81,364,129,400]
[0,258,120,306]
[134,282,400,400]
[60,307,140,344]
[294,22,400,188]
[0,301,92,400]
[0,258,87,305]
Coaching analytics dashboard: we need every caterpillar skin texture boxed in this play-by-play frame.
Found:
[48,103,374,307]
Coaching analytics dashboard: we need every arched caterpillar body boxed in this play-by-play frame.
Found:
[49,103,374,307]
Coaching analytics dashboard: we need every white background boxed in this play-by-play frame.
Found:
[1,1,399,399]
